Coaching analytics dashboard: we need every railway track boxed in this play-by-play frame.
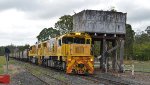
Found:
[26,65,71,85]
[26,70,50,85]
[15,59,70,85]
[73,74,128,85]
[90,75,128,85]
[77,75,102,84]
[12,58,131,85]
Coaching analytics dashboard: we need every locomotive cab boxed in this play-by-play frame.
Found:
[59,32,94,74]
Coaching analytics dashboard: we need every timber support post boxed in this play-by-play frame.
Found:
[72,10,127,73]
[101,34,109,72]
[100,40,103,69]
[119,39,125,72]
[112,40,117,71]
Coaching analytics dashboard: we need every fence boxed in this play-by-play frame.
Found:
[124,60,150,73]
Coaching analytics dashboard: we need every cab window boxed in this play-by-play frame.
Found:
[62,37,73,44]
[43,43,47,47]
[62,37,85,44]
[74,37,85,44]
[58,39,62,46]
[86,39,91,44]
[38,44,41,48]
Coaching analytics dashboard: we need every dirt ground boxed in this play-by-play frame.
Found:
[118,71,150,85]
[1,59,150,85]
[95,68,150,85]
[1,64,47,85]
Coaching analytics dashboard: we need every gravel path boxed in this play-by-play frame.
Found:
[94,69,150,85]
[7,59,149,85]
[24,63,101,85]
[9,59,104,85]
[10,71,48,85]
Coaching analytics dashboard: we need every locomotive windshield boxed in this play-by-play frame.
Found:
[62,37,85,44]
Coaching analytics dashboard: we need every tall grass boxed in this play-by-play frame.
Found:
[0,56,15,74]
[0,56,6,74]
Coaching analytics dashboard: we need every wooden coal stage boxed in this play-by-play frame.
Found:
[73,10,127,72]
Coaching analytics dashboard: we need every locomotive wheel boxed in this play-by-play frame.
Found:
[42,59,47,67]
[32,57,35,64]
[30,57,33,63]
[35,58,38,65]
[52,60,55,68]
[46,59,48,67]
[49,60,54,67]
[38,57,42,65]
[49,60,52,67]
[62,61,66,71]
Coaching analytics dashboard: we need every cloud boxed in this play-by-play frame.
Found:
[0,0,39,11]
[115,0,150,30]
[128,8,150,22]
[0,9,53,46]
[0,0,150,46]
[116,0,150,22]
[0,0,102,19]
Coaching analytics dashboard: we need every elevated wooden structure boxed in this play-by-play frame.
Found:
[73,10,127,72]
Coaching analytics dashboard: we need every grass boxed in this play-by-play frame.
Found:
[0,56,6,74]
[0,56,16,74]
[124,60,150,72]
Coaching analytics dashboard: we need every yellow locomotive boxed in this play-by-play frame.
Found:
[14,32,94,74]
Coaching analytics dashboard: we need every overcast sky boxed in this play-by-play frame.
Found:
[0,0,150,46]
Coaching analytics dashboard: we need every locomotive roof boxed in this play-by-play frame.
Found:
[58,32,91,38]
[29,32,91,47]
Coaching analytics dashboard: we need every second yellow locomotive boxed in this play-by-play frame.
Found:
[28,32,94,74]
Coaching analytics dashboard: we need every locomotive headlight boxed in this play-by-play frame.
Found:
[90,58,93,61]
[75,33,81,35]
[68,58,71,61]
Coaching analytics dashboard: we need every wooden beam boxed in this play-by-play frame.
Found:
[119,39,125,72]
[112,40,117,71]
[100,40,103,69]
[101,38,107,71]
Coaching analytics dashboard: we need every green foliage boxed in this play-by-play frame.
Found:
[133,33,150,61]
[124,24,150,61]
[48,27,60,38]
[0,56,5,74]
[134,32,150,44]
[37,28,48,41]
[124,24,135,59]
[37,27,60,41]
[93,41,100,57]
[0,46,5,56]
[55,15,73,35]
[37,15,73,41]
[0,44,30,56]
[110,6,117,12]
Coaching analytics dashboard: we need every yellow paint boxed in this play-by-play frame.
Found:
[27,32,94,74]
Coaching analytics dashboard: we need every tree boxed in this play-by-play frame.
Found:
[134,32,150,44]
[0,44,30,56]
[37,27,60,41]
[110,6,117,12]
[55,15,73,35]
[37,15,73,41]
[133,32,150,61]
[124,24,135,60]
[37,28,48,41]
[47,27,60,38]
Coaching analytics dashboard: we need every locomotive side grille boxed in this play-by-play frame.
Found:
[75,46,84,54]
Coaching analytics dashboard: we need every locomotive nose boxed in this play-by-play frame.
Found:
[76,63,87,74]
[78,64,84,68]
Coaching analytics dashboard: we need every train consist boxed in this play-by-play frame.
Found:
[10,32,94,74]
